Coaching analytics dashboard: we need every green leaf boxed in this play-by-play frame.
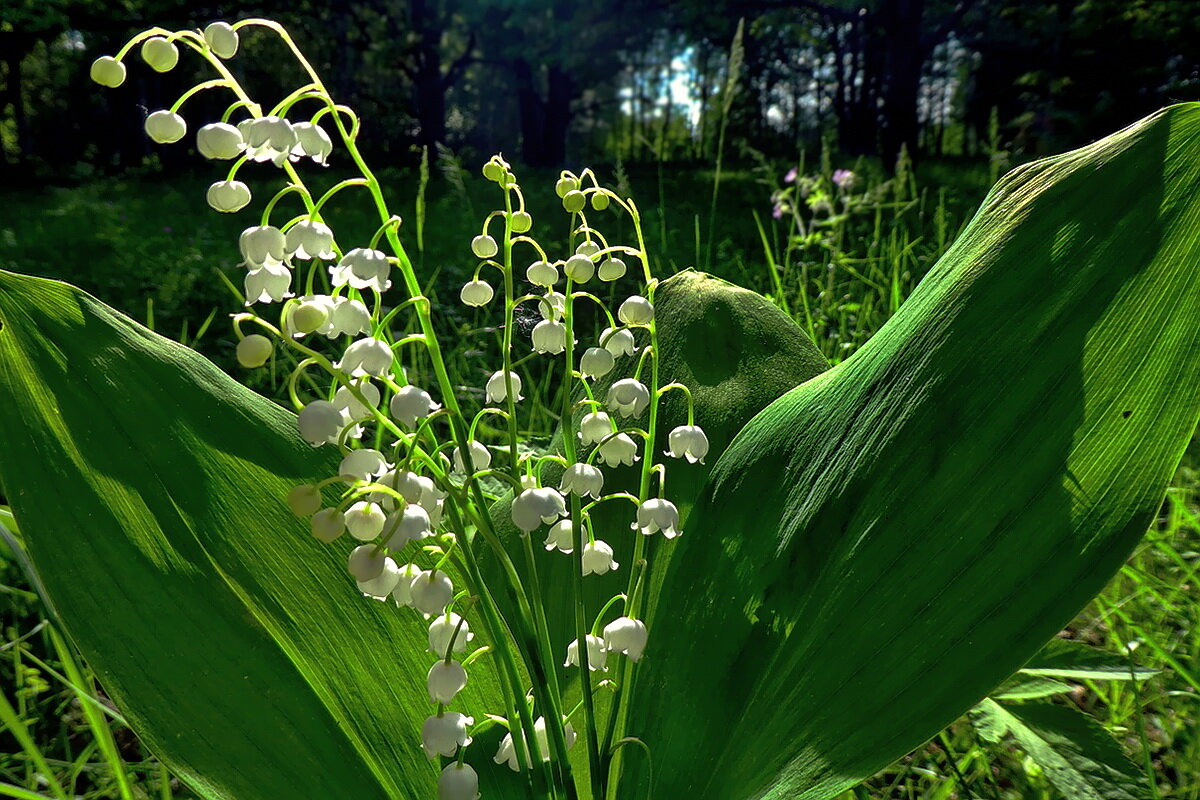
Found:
[1019,638,1160,681]
[973,699,1150,800]
[623,104,1200,799]
[0,270,513,800]
[992,676,1075,701]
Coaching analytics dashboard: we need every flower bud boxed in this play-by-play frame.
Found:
[581,540,619,576]
[579,347,614,379]
[287,484,322,516]
[565,634,608,669]
[561,190,586,213]
[511,211,532,233]
[311,508,345,542]
[292,121,332,164]
[345,500,386,541]
[206,180,251,213]
[471,234,498,259]
[591,192,610,211]
[600,327,636,356]
[460,280,494,307]
[439,763,480,800]
[298,399,342,446]
[559,463,604,498]
[486,370,523,404]
[423,711,475,759]
[598,257,627,281]
[576,240,601,258]
[337,337,393,377]
[526,260,558,287]
[140,37,179,72]
[89,56,126,88]
[564,254,594,283]
[290,299,330,334]
[482,161,504,182]
[666,424,709,464]
[427,660,468,705]
[531,319,568,355]
[348,544,387,581]
[235,333,272,367]
[429,612,474,656]
[603,617,647,661]
[606,378,650,418]
[196,122,245,159]
[204,21,240,59]
[554,175,579,197]
[390,384,440,427]
[145,110,186,144]
[618,295,654,326]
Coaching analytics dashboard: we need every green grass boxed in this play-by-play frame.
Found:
[0,155,1196,800]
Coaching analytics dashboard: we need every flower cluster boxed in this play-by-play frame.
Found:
[96,20,706,799]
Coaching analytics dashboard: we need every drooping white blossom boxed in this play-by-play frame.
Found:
[288,296,332,335]
[510,487,567,531]
[563,254,594,283]
[239,116,298,165]
[618,295,654,326]
[285,220,336,261]
[331,248,391,292]
[291,121,333,164]
[390,384,440,427]
[297,399,343,445]
[206,180,252,213]
[526,260,558,287]
[337,337,393,377]
[494,717,577,772]
[140,37,179,72]
[239,225,287,267]
[460,280,494,307]
[471,234,498,258]
[339,448,386,480]
[347,544,388,581]
[578,411,614,446]
[575,240,600,258]
[667,424,710,463]
[203,21,239,59]
[382,505,432,550]
[422,711,474,758]
[411,570,454,616]
[196,122,244,160]
[429,612,474,657]
[634,498,680,538]
[438,763,480,800]
[89,56,126,88]
[145,110,186,144]
[486,370,523,404]
[333,379,380,423]
[581,540,619,575]
[543,519,574,554]
[600,326,636,356]
[345,500,386,541]
[357,557,402,599]
[287,484,322,516]
[452,441,491,474]
[531,319,568,354]
[603,616,648,661]
[427,660,468,704]
[390,563,423,607]
[579,347,615,379]
[311,508,345,542]
[559,463,603,498]
[598,257,627,281]
[244,263,292,305]
[538,292,566,321]
[326,297,371,337]
[606,379,650,418]
[564,634,608,671]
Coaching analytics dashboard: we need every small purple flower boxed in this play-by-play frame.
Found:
[772,203,784,220]
[784,167,798,184]
[832,169,857,190]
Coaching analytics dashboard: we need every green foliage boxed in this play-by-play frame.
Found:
[622,103,1200,799]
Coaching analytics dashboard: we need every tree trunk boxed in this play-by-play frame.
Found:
[878,0,926,169]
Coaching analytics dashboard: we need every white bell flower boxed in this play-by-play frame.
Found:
[429,612,474,657]
[543,519,574,554]
[598,257,627,281]
[240,116,298,165]
[667,424,709,464]
[579,347,614,379]
[460,280,494,307]
[196,122,244,159]
[563,254,594,283]
[422,711,474,759]
[538,291,566,321]
[452,441,491,474]
[145,110,186,144]
[526,260,558,287]
[285,220,336,261]
[333,379,380,422]
[486,370,523,404]
[327,297,371,337]
[244,263,292,305]
[337,337,393,377]
[206,180,251,213]
[331,248,391,292]
[510,487,567,531]
[634,498,680,538]
[235,334,272,368]
[287,484,322,516]
[382,505,432,550]
[576,240,600,257]
[89,56,126,88]
[578,411,613,446]
[339,448,386,480]
[390,563,423,607]
[618,295,654,326]
[357,557,401,599]
[438,763,480,800]
[390,384,440,427]
[239,225,287,267]
[298,399,342,445]
[494,717,576,772]
[600,327,636,356]
[412,570,454,616]
[291,121,333,165]
[471,234,498,258]
[531,319,568,355]
[347,544,387,581]
[427,660,468,705]
[140,37,179,72]
[597,434,638,466]
[559,463,603,498]
[603,617,648,661]
[311,508,345,542]
[606,379,650,418]
[564,634,608,671]
[345,500,386,541]
[203,21,239,59]
[581,540,619,575]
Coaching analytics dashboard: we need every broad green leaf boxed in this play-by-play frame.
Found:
[1019,638,1160,681]
[992,676,1075,701]
[0,270,515,800]
[973,699,1150,800]
[624,103,1200,799]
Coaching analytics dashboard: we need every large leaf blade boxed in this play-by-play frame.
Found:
[624,104,1200,799]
